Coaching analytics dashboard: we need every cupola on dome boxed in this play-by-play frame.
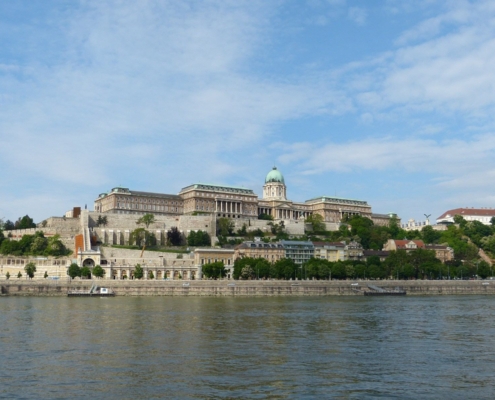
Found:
[265,167,285,184]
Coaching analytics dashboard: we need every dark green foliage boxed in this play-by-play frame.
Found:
[80,267,91,279]
[202,261,226,279]
[136,213,155,228]
[477,261,491,279]
[187,230,211,246]
[421,226,442,244]
[92,265,105,278]
[167,227,184,246]
[129,228,156,247]
[17,271,22,278]
[67,263,81,279]
[134,264,144,279]
[233,257,271,280]
[236,224,248,236]
[305,214,326,233]
[0,232,70,257]
[24,262,36,279]
[96,215,108,227]
[3,220,15,230]
[258,213,274,221]
[6,271,10,280]
[15,215,36,230]
[217,218,234,236]
[44,271,48,279]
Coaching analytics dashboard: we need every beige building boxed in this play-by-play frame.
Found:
[383,239,454,263]
[93,167,394,226]
[194,248,235,279]
[313,242,347,262]
[234,241,285,263]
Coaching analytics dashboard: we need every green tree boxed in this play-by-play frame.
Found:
[167,227,184,246]
[305,214,325,233]
[137,213,156,229]
[45,234,70,256]
[453,215,467,228]
[134,264,144,279]
[67,263,81,279]
[187,230,211,246]
[202,261,226,279]
[273,258,297,280]
[30,232,48,254]
[149,271,154,279]
[331,261,347,280]
[96,215,108,227]
[24,262,37,279]
[17,271,22,279]
[258,213,274,221]
[388,215,401,238]
[80,266,91,279]
[15,215,36,229]
[421,225,441,244]
[44,271,48,279]
[6,271,10,280]
[217,218,234,236]
[477,261,491,279]
[92,265,105,278]
[409,248,439,279]
[3,220,15,231]
[130,228,156,247]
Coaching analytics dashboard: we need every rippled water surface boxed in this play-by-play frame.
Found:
[1,296,495,399]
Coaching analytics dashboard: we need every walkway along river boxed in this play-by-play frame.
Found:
[1,279,494,296]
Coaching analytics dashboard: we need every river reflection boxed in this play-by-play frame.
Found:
[1,296,495,399]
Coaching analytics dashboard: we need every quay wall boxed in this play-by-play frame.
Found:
[1,280,495,297]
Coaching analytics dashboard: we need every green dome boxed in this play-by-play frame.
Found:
[265,167,285,184]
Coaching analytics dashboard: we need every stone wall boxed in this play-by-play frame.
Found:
[2,279,495,297]
[6,217,81,252]
[99,247,194,267]
[230,218,305,236]
[89,212,216,246]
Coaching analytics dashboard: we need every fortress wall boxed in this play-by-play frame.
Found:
[5,217,81,252]
[89,212,215,246]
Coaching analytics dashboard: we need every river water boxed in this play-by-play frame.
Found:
[1,296,495,399]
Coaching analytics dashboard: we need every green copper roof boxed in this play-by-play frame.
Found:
[265,167,285,184]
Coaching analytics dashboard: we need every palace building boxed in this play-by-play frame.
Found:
[93,167,394,225]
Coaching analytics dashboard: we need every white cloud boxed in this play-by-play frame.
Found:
[347,7,367,25]
[278,134,495,188]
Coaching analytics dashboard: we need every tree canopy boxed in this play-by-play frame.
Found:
[0,232,71,257]
[167,227,184,246]
[202,261,226,279]
[136,213,156,229]
[24,262,37,279]
[187,230,211,246]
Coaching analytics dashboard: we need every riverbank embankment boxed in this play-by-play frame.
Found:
[1,279,495,296]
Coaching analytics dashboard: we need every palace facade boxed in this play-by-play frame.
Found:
[94,167,395,225]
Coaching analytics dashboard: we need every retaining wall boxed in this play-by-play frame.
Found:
[2,280,495,297]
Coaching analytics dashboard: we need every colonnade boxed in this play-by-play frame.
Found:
[106,266,199,280]
[216,200,242,215]
[257,208,312,220]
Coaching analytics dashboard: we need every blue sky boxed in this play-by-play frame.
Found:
[2,0,495,225]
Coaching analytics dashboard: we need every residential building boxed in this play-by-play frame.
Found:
[383,239,454,263]
[280,240,314,265]
[234,241,285,263]
[313,241,346,262]
[437,208,495,225]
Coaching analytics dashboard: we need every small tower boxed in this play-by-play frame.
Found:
[263,167,287,200]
